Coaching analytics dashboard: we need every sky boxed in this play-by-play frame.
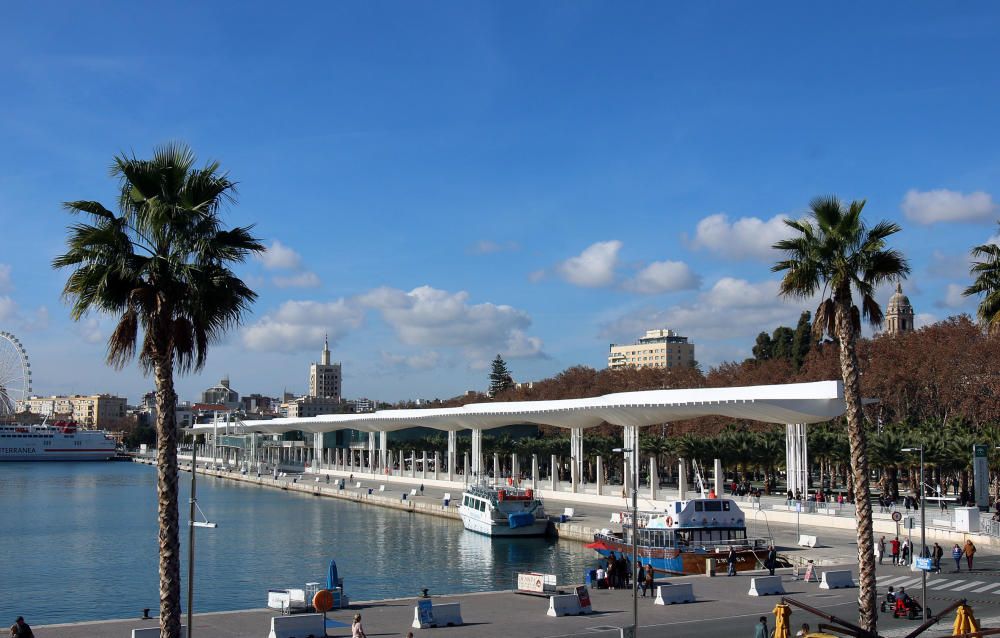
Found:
[1,2,999,405]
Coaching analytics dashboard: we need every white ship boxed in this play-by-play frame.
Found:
[459,482,549,537]
[0,421,117,461]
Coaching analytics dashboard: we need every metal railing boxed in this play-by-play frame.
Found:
[982,518,1000,537]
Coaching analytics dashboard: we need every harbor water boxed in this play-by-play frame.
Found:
[0,462,595,625]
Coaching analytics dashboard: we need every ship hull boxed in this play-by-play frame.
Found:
[0,424,117,461]
[593,539,766,575]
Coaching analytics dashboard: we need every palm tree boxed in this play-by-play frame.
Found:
[869,429,906,500]
[772,195,909,634]
[53,144,263,638]
[964,221,1000,331]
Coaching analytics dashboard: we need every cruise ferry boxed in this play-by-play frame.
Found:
[459,482,549,537]
[589,498,773,575]
[0,422,117,461]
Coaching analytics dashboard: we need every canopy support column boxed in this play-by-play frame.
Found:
[786,423,808,496]
[422,451,428,480]
[531,454,538,491]
[511,453,519,485]
[447,431,456,482]
[596,456,604,496]
[463,452,470,485]
[649,456,657,500]
[550,454,558,491]
[379,431,388,472]
[714,458,723,497]
[313,433,324,474]
[470,429,483,477]
[368,432,377,473]
[493,453,499,486]
[678,458,687,500]
[433,451,439,481]
[570,427,584,491]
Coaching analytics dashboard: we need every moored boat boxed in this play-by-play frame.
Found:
[590,497,771,575]
[0,421,117,461]
[459,481,549,537]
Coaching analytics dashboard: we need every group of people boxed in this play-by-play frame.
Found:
[594,553,657,596]
[753,616,811,638]
[877,536,977,571]
[875,535,915,566]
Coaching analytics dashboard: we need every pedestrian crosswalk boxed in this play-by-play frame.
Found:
[877,574,1000,596]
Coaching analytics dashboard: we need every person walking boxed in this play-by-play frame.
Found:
[767,545,777,576]
[11,618,33,638]
[932,542,943,573]
[901,539,910,566]
[964,539,976,571]
[952,543,963,571]
[351,613,367,638]
[753,616,769,638]
[727,546,737,576]
[643,564,654,598]
[890,537,901,566]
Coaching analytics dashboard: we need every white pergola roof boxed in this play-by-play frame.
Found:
[195,380,845,435]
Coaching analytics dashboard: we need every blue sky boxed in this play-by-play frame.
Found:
[1,2,998,404]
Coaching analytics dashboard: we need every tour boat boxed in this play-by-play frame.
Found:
[459,482,549,537]
[589,498,772,575]
[0,421,117,461]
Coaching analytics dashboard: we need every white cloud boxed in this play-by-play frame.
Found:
[272,272,321,289]
[914,313,937,329]
[940,283,969,309]
[0,296,17,322]
[624,260,701,294]
[243,285,545,363]
[77,317,103,344]
[555,240,622,288]
[901,189,998,225]
[380,350,441,370]
[0,264,12,293]
[927,250,970,279]
[600,277,815,346]
[361,286,543,358]
[527,270,545,283]
[468,240,519,255]
[258,240,304,270]
[243,299,365,352]
[690,213,794,261]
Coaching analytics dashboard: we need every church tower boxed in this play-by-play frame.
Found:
[885,282,915,335]
[309,334,342,399]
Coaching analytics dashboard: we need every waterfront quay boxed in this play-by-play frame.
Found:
[37,554,1000,638]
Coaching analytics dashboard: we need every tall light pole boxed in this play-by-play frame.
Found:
[614,446,639,638]
[187,446,217,638]
[903,446,926,621]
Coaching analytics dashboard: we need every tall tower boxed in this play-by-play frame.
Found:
[885,281,915,335]
[309,335,342,399]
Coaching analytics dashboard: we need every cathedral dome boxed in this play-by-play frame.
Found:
[887,282,912,312]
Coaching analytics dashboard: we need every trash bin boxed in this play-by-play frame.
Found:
[705,558,716,577]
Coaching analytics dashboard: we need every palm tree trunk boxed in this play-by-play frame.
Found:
[154,353,182,638]
[836,295,877,635]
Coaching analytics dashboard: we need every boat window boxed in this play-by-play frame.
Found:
[674,502,681,514]
[705,501,722,512]
[722,501,730,511]
[694,502,703,512]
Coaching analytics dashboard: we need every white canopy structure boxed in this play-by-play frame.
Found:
[194,380,843,494]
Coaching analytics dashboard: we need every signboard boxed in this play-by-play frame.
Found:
[891,511,902,522]
[416,599,433,626]
[576,585,591,610]
[904,516,915,530]
[517,572,556,594]
[915,557,933,571]
[973,444,989,508]
[803,562,817,583]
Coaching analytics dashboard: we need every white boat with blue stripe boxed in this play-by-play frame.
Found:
[459,482,549,537]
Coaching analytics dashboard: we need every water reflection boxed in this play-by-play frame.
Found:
[0,463,596,624]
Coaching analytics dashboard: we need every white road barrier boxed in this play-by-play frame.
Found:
[654,583,695,605]
[819,570,856,589]
[797,535,818,547]
[748,576,786,596]
[412,601,464,628]
[267,614,326,638]
[547,594,592,616]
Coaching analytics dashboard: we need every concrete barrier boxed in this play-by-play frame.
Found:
[131,628,187,638]
[267,613,325,638]
[654,583,695,605]
[547,594,592,616]
[748,576,785,596]
[412,602,464,628]
[819,570,855,589]
[797,535,818,547]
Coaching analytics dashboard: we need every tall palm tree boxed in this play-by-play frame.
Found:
[53,144,263,638]
[773,196,909,634]
[964,221,1000,331]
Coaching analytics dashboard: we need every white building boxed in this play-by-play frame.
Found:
[309,336,342,400]
[608,329,695,370]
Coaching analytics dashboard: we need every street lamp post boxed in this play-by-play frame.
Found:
[614,446,639,638]
[903,446,926,621]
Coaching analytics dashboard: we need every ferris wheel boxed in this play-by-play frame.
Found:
[0,331,32,417]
